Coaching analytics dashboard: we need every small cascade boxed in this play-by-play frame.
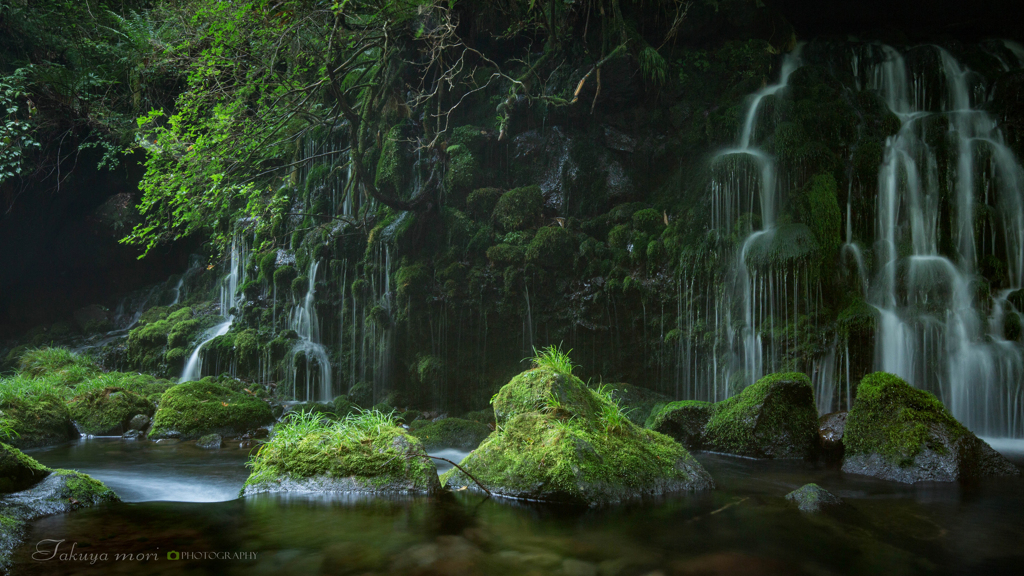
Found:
[286,259,333,401]
[854,44,1024,437]
[180,236,250,383]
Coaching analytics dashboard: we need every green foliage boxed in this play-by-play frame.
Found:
[525,226,575,268]
[805,173,841,261]
[0,70,40,183]
[530,344,576,377]
[407,417,491,450]
[17,348,100,384]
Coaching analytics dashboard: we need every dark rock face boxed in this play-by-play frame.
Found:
[647,372,819,459]
[785,483,843,513]
[819,411,847,464]
[128,413,151,431]
[841,372,1021,483]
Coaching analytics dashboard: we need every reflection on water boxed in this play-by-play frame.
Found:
[10,440,1024,575]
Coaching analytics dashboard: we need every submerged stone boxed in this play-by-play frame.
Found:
[149,378,274,440]
[442,368,714,506]
[785,483,843,513]
[68,387,155,436]
[241,417,439,496]
[647,372,819,459]
[196,433,223,449]
[841,372,1020,483]
[408,417,491,451]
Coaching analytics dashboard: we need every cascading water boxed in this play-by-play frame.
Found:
[849,44,1024,437]
[286,259,333,401]
[180,237,249,382]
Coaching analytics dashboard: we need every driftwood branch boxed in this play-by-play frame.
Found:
[410,454,491,496]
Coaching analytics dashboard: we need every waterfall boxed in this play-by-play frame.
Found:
[180,236,249,383]
[858,44,1024,437]
[286,259,333,401]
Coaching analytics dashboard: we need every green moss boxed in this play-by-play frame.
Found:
[631,208,664,234]
[467,188,504,218]
[149,378,274,439]
[375,124,408,194]
[491,367,601,425]
[702,372,819,458]
[347,382,373,407]
[291,275,309,297]
[0,442,50,494]
[67,387,155,436]
[743,223,819,270]
[274,265,298,290]
[408,417,491,450]
[525,226,575,269]
[332,395,357,417]
[258,251,278,282]
[485,243,525,266]
[242,411,438,494]
[167,318,200,348]
[646,400,713,447]
[396,263,431,299]
[443,369,713,505]
[48,468,119,503]
[844,372,969,466]
[805,173,841,262]
[493,185,543,232]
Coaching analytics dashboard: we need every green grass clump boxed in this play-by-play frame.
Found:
[844,372,968,466]
[243,409,438,493]
[529,344,576,377]
[17,348,100,385]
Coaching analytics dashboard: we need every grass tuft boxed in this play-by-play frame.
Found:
[528,344,576,377]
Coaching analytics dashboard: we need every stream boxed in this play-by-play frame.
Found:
[13,439,1024,575]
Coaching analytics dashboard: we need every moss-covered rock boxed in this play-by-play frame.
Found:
[149,378,274,440]
[347,382,373,407]
[841,372,1020,483]
[525,226,575,269]
[600,382,671,426]
[493,185,543,232]
[408,417,491,451]
[67,387,156,436]
[442,367,713,506]
[0,467,119,569]
[0,443,50,494]
[647,400,713,448]
[785,483,843,513]
[0,394,78,449]
[646,372,819,459]
[241,413,440,496]
[703,372,819,459]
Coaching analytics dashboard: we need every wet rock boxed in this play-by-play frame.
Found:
[819,411,847,450]
[128,413,151,431]
[68,387,155,436]
[0,464,119,569]
[443,367,714,506]
[785,483,843,513]
[196,434,223,449]
[149,378,274,440]
[842,372,1020,483]
[407,417,492,451]
[121,430,142,440]
[0,443,50,494]
[646,372,819,459]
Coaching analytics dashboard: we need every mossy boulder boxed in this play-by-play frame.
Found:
[0,443,50,494]
[492,185,543,232]
[67,387,156,436]
[785,483,843,513]
[0,465,119,569]
[149,379,274,440]
[442,367,714,506]
[703,373,819,458]
[841,372,1020,483]
[647,373,819,459]
[647,400,713,448]
[241,417,440,496]
[0,394,78,449]
[408,417,491,451]
[347,382,374,407]
[600,382,671,426]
